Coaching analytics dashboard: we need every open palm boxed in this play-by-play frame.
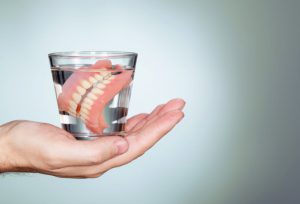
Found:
[0,98,185,178]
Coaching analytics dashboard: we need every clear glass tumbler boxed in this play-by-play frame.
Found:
[49,51,138,140]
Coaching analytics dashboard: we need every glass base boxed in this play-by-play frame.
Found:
[73,131,127,140]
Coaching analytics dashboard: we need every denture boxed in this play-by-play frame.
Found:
[57,59,133,134]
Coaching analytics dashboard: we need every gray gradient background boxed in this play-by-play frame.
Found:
[0,0,299,204]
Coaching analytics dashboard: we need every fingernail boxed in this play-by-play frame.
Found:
[114,139,128,155]
[172,98,186,108]
[173,98,184,102]
[178,99,186,110]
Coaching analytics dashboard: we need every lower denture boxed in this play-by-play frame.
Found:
[57,60,133,134]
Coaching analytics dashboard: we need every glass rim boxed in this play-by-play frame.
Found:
[48,51,138,58]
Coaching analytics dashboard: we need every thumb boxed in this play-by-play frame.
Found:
[60,136,129,166]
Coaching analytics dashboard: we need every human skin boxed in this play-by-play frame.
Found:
[0,98,185,178]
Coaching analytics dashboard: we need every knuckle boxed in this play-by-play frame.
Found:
[89,157,102,165]
[77,169,105,179]
[88,172,103,178]
[90,151,104,164]
[88,150,107,165]
[88,145,116,165]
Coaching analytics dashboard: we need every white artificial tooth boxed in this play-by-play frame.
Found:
[87,92,97,100]
[81,102,91,110]
[69,109,77,116]
[84,97,94,105]
[80,107,89,115]
[103,73,112,80]
[89,76,97,84]
[80,112,89,119]
[80,114,88,121]
[69,106,77,113]
[103,80,110,84]
[96,83,105,89]
[69,100,77,109]
[100,71,109,76]
[72,93,82,103]
[81,80,92,89]
[92,87,104,95]
[94,74,104,81]
[77,86,86,95]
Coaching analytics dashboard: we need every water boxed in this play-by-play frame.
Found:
[51,64,134,139]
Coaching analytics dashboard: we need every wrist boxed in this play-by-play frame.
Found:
[0,121,38,173]
[0,121,15,173]
[0,124,13,172]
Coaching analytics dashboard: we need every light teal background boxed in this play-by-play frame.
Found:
[0,0,299,204]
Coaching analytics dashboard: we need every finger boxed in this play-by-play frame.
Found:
[132,98,185,132]
[143,104,165,121]
[92,109,185,173]
[125,113,148,131]
[44,165,105,178]
[134,109,184,150]
[145,98,185,124]
[130,104,165,132]
[50,136,129,168]
[157,98,185,117]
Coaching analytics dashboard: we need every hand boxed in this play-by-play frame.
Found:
[0,98,185,178]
